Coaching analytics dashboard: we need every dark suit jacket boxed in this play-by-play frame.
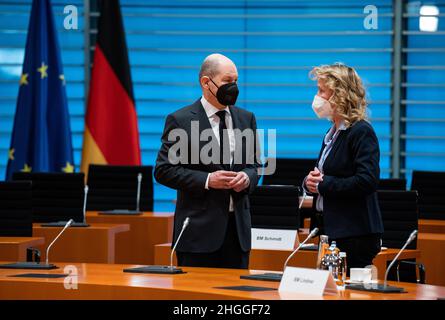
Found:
[154,99,260,253]
[313,120,384,239]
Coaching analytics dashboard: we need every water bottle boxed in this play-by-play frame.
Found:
[337,252,347,287]
[320,241,341,281]
[316,235,329,269]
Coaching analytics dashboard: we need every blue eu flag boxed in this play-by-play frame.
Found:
[6,0,74,180]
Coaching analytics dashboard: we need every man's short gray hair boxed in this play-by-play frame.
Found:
[199,54,236,84]
[198,56,220,83]
[199,53,232,81]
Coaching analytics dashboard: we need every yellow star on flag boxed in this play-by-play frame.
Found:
[62,162,74,173]
[8,148,15,160]
[37,62,48,79]
[19,73,28,86]
[21,164,32,172]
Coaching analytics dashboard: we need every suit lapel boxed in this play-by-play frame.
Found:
[190,99,212,132]
[316,127,330,168]
[229,105,241,130]
[323,130,347,168]
[316,141,325,168]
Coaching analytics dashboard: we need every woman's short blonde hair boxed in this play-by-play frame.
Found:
[309,63,368,127]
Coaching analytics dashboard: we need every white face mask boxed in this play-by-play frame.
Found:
[312,95,333,120]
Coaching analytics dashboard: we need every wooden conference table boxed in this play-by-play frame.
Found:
[418,219,445,234]
[301,196,445,285]
[154,243,420,281]
[0,237,45,262]
[0,262,444,300]
[32,223,130,264]
[86,211,174,265]
[418,233,445,286]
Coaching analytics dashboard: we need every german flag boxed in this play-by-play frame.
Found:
[81,0,141,175]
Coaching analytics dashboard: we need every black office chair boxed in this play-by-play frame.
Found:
[262,158,316,186]
[0,181,32,236]
[86,164,154,212]
[249,185,300,230]
[411,170,445,220]
[378,190,425,284]
[0,181,39,262]
[262,158,316,227]
[13,172,85,223]
[378,178,406,191]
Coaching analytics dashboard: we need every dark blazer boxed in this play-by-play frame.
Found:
[313,120,384,239]
[154,99,260,253]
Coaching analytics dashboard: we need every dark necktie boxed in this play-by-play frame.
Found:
[215,110,231,170]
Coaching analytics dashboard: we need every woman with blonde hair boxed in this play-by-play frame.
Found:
[303,63,384,269]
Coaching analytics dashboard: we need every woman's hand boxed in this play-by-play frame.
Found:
[305,167,324,194]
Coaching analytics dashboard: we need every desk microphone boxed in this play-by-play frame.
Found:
[0,219,74,270]
[83,185,89,224]
[99,173,143,215]
[123,217,191,275]
[170,217,190,270]
[299,189,307,210]
[383,230,418,289]
[136,173,142,212]
[40,186,89,227]
[240,228,319,282]
[46,219,74,265]
[346,230,417,293]
[283,227,319,271]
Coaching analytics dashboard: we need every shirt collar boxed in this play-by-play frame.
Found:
[201,96,230,119]
[337,120,347,131]
[324,120,347,144]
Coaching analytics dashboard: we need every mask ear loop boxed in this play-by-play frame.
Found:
[209,78,219,88]
[207,77,219,99]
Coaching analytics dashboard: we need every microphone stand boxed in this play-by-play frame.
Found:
[0,219,75,270]
[99,172,143,215]
[123,218,191,274]
[346,230,418,293]
[41,186,90,227]
[45,219,75,265]
[241,228,319,282]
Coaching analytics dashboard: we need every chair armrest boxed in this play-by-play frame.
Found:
[396,260,426,284]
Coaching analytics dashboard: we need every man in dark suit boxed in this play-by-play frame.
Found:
[154,54,260,269]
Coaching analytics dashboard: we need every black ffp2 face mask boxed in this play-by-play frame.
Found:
[209,78,239,106]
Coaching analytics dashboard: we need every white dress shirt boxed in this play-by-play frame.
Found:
[201,96,236,211]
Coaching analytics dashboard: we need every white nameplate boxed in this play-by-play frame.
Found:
[251,228,297,250]
[279,266,338,296]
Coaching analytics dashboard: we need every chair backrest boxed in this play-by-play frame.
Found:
[411,170,445,220]
[378,178,406,191]
[0,181,33,236]
[86,165,154,211]
[249,185,300,230]
[378,190,418,249]
[13,172,85,223]
[262,158,316,188]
